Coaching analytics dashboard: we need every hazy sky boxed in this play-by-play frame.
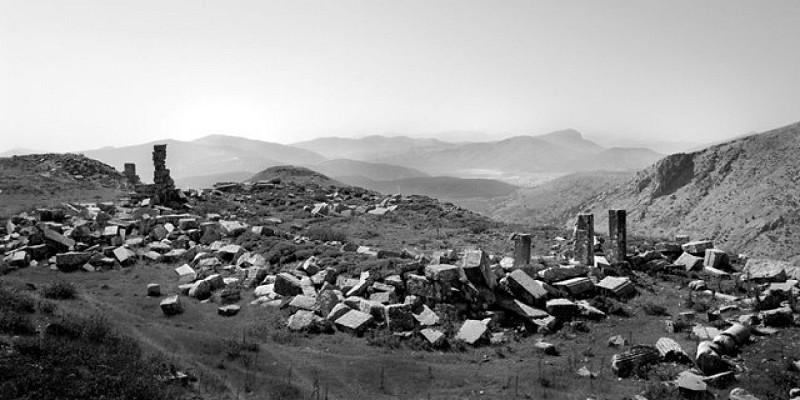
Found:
[1,0,799,152]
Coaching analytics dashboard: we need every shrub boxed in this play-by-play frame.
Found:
[306,226,347,242]
[42,281,77,300]
[0,313,36,335]
[0,286,36,313]
[0,312,180,400]
[642,302,669,316]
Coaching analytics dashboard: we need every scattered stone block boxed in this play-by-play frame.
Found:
[729,388,761,400]
[545,298,579,318]
[461,249,496,289]
[9,251,29,267]
[147,283,161,297]
[596,276,636,298]
[553,276,594,297]
[537,264,589,283]
[188,279,212,299]
[274,273,303,296]
[113,246,134,265]
[702,371,737,389]
[287,310,322,331]
[576,300,606,320]
[424,263,460,283]
[385,303,416,332]
[675,252,704,271]
[326,303,352,322]
[608,334,628,347]
[218,304,240,317]
[693,325,721,341]
[419,328,446,346]
[506,269,553,305]
[288,295,318,313]
[682,240,714,256]
[56,251,92,271]
[315,289,342,317]
[704,249,729,270]
[535,341,558,355]
[455,319,489,345]
[675,371,708,393]
[160,295,183,316]
[334,310,373,336]
[742,258,795,282]
[174,264,197,284]
[413,304,440,326]
[761,306,793,327]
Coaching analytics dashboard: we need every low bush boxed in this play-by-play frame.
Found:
[1,312,180,400]
[0,286,36,313]
[306,226,347,242]
[42,280,77,300]
[0,313,36,335]
[641,302,669,316]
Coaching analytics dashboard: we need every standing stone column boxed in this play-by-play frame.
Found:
[152,144,175,205]
[607,210,627,264]
[513,233,531,267]
[575,214,594,267]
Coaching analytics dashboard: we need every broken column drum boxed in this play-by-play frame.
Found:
[607,210,627,264]
[514,234,532,267]
[575,214,594,267]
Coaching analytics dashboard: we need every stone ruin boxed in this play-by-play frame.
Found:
[125,144,185,207]
[123,163,141,184]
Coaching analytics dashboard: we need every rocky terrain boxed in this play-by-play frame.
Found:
[3,146,800,400]
[582,121,800,263]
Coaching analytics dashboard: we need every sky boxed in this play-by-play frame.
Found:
[1,0,799,152]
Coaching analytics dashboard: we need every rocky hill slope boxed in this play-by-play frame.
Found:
[582,121,800,261]
[0,153,130,195]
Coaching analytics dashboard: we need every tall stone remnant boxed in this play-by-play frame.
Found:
[123,163,141,184]
[514,234,532,267]
[151,144,179,206]
[575,214,594,267]
[607,210,627,264]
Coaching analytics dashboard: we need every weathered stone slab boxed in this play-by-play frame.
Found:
[537,265,589,283]
[675,371,708,393]
[506,269,552,305]
[455,319,488,345]
[413,304,440,326]
[56,251,92,271]
[385,304,416,332]
[419,328,446,346]
[596,276,636,298]
[334,310,373,335]
[326,303,352,321]
[288,295,318,313]
[553,276,595,297]
[287,310,322,331]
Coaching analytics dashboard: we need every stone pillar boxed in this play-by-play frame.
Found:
[607,210,627,264]
[513,234,531,267]
[152,144,175,205]
[123,163,140,184]
[575,214,594,267]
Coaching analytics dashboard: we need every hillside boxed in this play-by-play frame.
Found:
[246,165,345,187]
[583,120,800,262]
[0,153,132,217]
[489,171,635,227]
[308,159,429,182]
[81,136,326,185]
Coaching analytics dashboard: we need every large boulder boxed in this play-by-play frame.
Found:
[56,252,92,271]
